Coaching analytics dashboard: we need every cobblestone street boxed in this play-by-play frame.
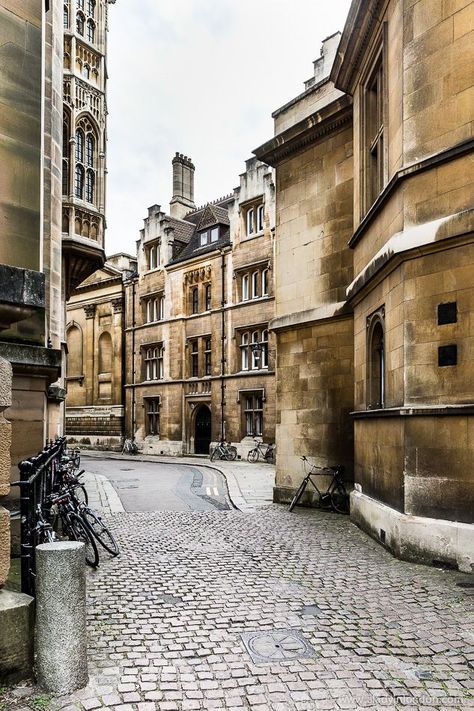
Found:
[10,505,474,711]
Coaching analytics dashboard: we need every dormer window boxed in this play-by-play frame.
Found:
[199,226,219,246]
[147,243,160,270]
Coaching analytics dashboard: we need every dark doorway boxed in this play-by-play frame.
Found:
[194,405,211,454]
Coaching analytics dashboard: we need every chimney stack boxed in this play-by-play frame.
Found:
[170,153,195,219]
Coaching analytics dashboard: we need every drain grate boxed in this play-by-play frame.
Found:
[158,594,183,605]
[241,630,316,664]
[456,581,474,589]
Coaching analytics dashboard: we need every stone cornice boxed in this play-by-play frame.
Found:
[330,0,385,95]
[352,404,474,419]
[253,96,352,167]
[270,301,353,333]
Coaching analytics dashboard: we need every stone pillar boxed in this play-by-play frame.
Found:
[112,297,123,405]
[0,357,35,684]
[84,303,96,405]
[0,357,12,587]
[35,541,88,693]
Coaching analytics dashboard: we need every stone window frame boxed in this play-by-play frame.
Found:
[143,344,164,382]
[146,241,160,271]
[360,24,388,216]
[236,262,271,303]
[190,339,199,378]
[238,326,269,372]
[143,292,164,324]
[204,337,212,376]
[242,391,264,438]
[204,283,212,311]
[74,117,97,204]
[144,397,160,437]
[242,197,265,238]
[366,306,385,409]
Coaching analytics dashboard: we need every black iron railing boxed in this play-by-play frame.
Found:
[13,437,66,597]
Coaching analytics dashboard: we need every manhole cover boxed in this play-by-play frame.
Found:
[241,630,316,664]
[300,604,322,616]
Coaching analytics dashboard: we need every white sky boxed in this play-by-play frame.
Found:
[106,0,352,256]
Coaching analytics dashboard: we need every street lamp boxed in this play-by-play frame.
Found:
[251,341,262,366]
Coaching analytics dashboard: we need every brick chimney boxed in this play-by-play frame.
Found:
[170,153,195,219]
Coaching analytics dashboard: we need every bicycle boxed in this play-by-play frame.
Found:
[122,438,138,455]
[48,488,99,567]
[210,441,237,461]
[69,488,120,557]
[247,440,275,464]
[288,456,349,514]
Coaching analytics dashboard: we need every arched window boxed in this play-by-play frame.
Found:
[86,19,95,44]
[251,331,260,369]
[87,0,95,17]
[240,332,249,370]
[74,119,97,205]
[246,208,254,236]
[64,1,69,28]
[75,165,84,199]
[66,325,83,376]
[257,204,264,232]
[261,329,268,369]
[262,268,269,296]
[367,311,385,409]
[75,128,84,162]
[76,11,84,35]
[251,271,259,298]
[191,287,199,314]
[86,134,94,166]
[98,332,112,374]
[77,0,84,9]
[82,63,90,80]
[85,170,95,203]
[242,274,249,301]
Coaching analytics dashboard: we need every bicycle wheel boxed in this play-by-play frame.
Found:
[331,484,350,514]
[210,446,219,461]
[247,448,259,463]
[67,512,99,568]
[74,484,88,506]
[81,508,119,556]
[226,446,237,461]
[289,478,308,512]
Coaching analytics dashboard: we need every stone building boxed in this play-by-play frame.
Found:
[256,1,474,571]
[66,253,136,450]
[124,155,276,457]
[0,0,114,682]
[0,0,65,682]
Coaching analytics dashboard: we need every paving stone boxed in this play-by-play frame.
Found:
[9,506,473,711]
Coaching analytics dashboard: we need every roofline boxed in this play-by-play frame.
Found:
[330,0,385,94]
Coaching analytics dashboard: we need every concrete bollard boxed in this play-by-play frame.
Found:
[35,541,88,693]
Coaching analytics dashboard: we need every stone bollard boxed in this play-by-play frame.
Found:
[35,541,88,693]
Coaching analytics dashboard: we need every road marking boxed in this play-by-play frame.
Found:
[213,487,219,496]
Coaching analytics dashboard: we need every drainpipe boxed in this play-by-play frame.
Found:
[131,277,137,440]
[220,249,226,442]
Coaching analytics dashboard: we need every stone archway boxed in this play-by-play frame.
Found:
[194,404,211,455]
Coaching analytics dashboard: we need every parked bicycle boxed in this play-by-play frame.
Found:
[47,487,100,567]
[122,438,138,455]
[210,440,237,461]
[247,440,275,464]
[288,456,349,514]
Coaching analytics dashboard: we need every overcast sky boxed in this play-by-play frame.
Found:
[106,0,352,256]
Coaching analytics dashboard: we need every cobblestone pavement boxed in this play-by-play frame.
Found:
[7,506,473,711]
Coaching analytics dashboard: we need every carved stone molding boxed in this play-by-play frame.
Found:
[84,303,96,319]
[112,298,123,313]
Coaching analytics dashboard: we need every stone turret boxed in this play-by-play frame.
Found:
[170,153,195,219]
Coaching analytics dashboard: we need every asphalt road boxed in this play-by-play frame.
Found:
[82,457,232,512]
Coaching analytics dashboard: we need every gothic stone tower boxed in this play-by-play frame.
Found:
[62,0,115,297]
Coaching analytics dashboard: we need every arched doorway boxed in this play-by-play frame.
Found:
[194,405,211,454]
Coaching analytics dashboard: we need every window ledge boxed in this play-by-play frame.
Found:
[242,230,264,242]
